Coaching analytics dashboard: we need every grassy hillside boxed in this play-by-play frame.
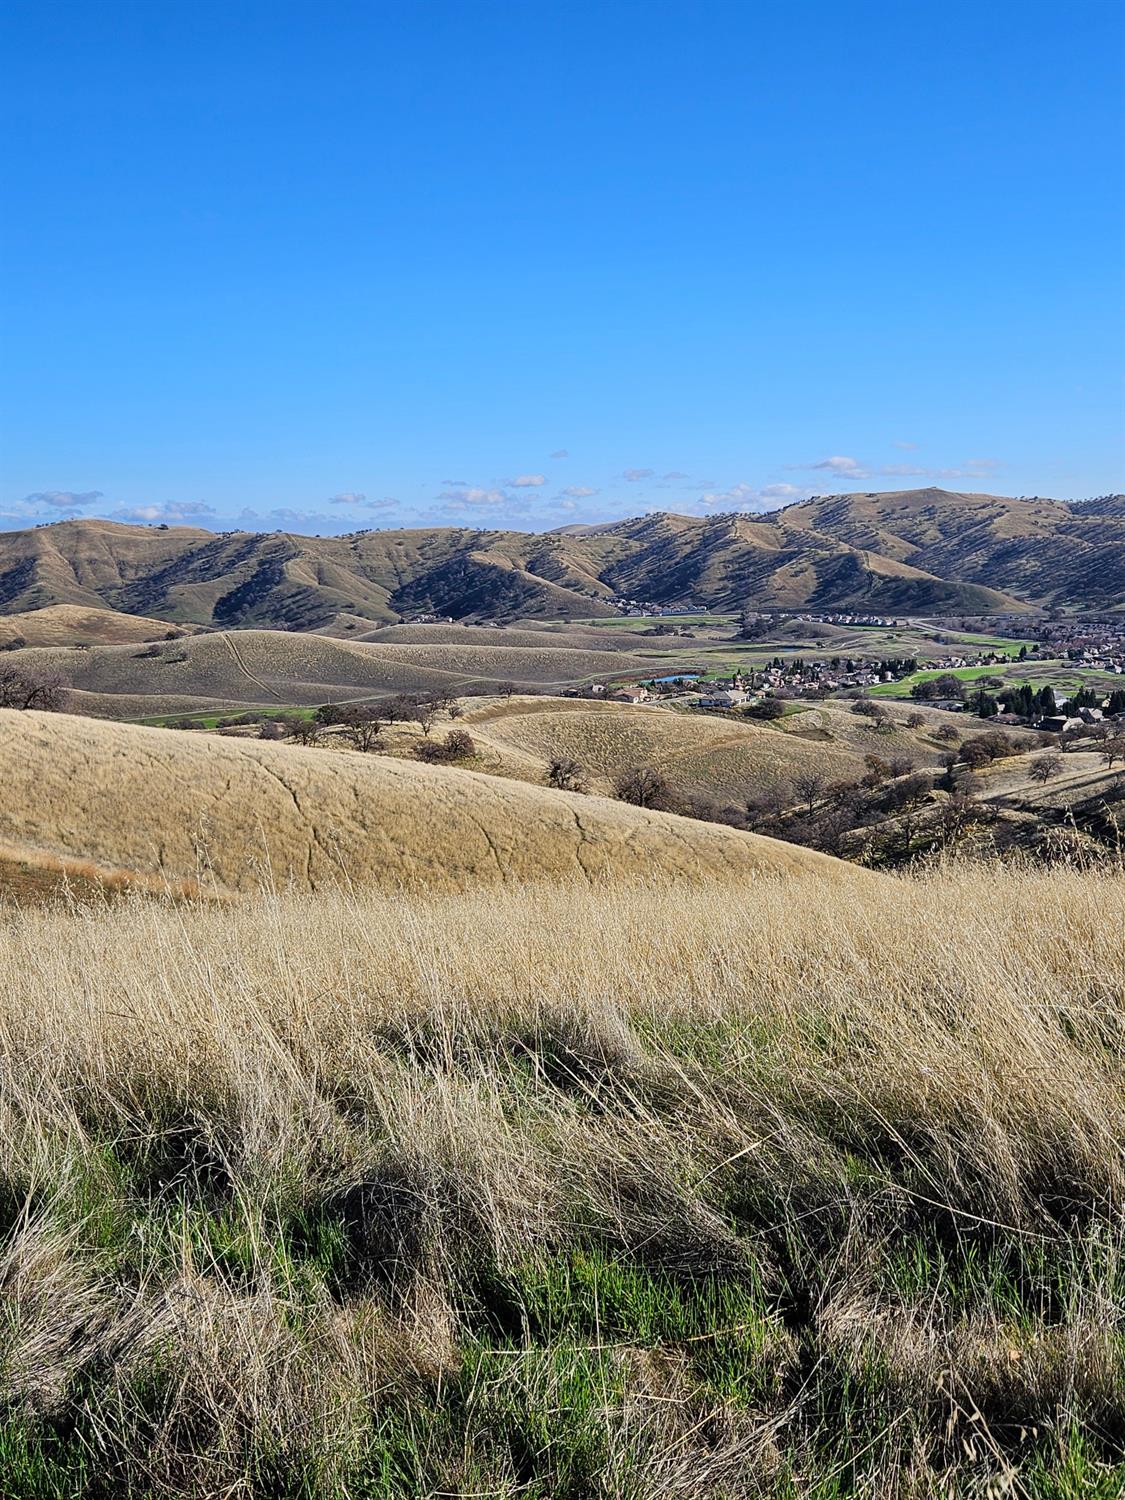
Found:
[0,520,618,629]
[0,603,195,647]
[0,866,1121,1497]
[3,488,1115,633]
[13,631,662,717]
[588,509,1025,614]
[773,487,1125,611]
[0,709,841,895]
[464,696,982,804]
[353,621,655,651]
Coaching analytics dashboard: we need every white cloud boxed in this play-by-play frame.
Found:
[508,474,547,488]
[808,456,868,477]
[893,440,919,451]
[671,480,813,517]
[622,467,655,482]
[113,501,215,525]
[327,491,367,505]
[439,486,509,508]
[559,485,598,499]
[690,482,773,513]
[549,448,569,459]
[662,470,689,480]
[22,489,104,511]
[231,506,337,531]
[787,455,1002,485]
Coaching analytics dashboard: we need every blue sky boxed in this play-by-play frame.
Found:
[2,0,1122,535]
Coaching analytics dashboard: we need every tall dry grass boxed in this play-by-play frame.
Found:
[0,864,1122,1496]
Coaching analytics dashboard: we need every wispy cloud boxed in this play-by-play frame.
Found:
[559,485,598,499]
[327,491,367,505]
[508,474,547,488]
[892,440,919,451]
[662,470,689,481]
[689,482,774,513]
[804,456,868,478]
[788,455,1002,484]
[439,486,510,508]
[622,467,655,482]
[549,448,569,459]
[22,489,104,511]
[113,501,215,524]
[673,480,812,517]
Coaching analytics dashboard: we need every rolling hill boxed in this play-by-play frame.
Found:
[1,488,1119,633]
[771,487,1125,610]
[0,709,847,896]
[462,696,990,804]
[14,630,662,717]
[0,603,196,647]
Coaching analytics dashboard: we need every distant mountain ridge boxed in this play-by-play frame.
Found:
[0,487,1121,629]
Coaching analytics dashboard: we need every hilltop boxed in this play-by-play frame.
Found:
[461,694,977,806]
[0,709,845,898]
[1,489,1121,631]
[0,602,197,647]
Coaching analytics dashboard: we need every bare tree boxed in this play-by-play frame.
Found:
[445,728,475,759]
[283,716,321,746]
[792,770,826,816]
[411,696,439,737]
[387,692,439,736]
[547,757,588,793]
[960,731,1011,768]
[862,754,890,787]
[613,765,675,810]
[341,705,385,752]
[496,681,517,701]
[0,664,67,711]
[1028,752,1064,784]
[413,729,476,763]
[745,784,787,825]
[1101,735,1125,771]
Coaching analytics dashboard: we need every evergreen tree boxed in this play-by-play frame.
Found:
[976,692,998,719]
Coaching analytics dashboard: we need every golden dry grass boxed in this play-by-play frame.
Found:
[465,698,855,799]
[0,863,1122,1495]
[355,621,651,651]
[462,697,983,803]
[0,709,845,894]
[0,604,192,647]
[14,630,661,715]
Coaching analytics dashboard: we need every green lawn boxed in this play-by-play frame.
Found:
[868,658,1119,700]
